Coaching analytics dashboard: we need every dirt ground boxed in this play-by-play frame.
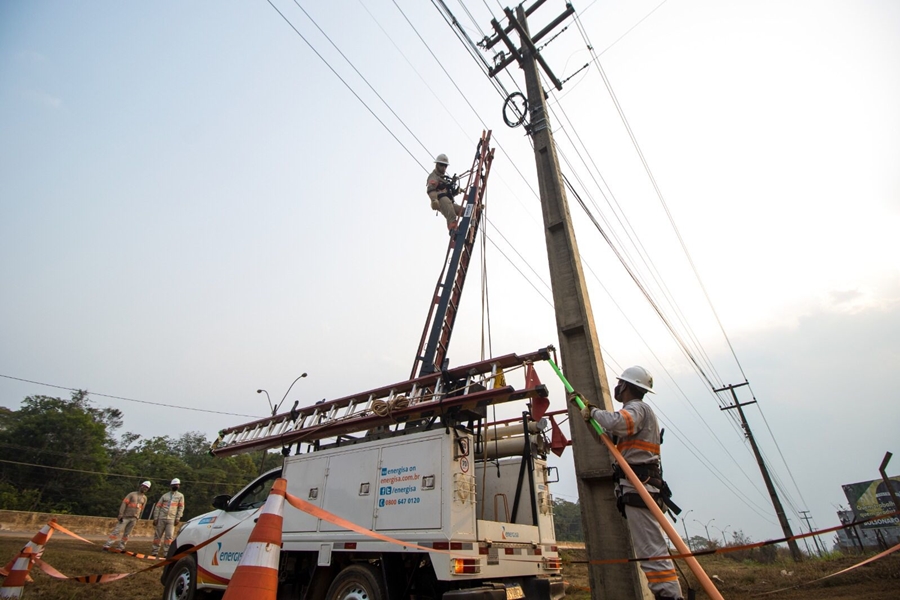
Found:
[1,535,898,599]
[560,547,900,599]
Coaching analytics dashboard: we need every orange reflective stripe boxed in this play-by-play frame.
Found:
[618,409,635,436]
[645,569,678,582]
[617,440,660,454]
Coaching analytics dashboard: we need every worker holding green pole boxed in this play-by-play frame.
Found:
[548,358,723,600]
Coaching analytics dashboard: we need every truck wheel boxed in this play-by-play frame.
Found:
[324,564,386,600]
[163,555,197,600]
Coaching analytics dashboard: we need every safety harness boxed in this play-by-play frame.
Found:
[614,461,682,518]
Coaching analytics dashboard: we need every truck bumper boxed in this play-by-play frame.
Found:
[441,587,506,600]
[441,575,565,600]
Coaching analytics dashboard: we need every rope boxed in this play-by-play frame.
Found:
[371,395,410,420]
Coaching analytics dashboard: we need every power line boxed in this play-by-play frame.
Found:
[291,0,433,159]
[0,458,235,487]
[394,0,543,205]
[571,33,793,483]
[0,373,259,418]
[264,0,428,172]
[428,0,780,520]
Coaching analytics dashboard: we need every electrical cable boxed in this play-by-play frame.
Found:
[264,0,428,172]
[292,0,434,160]
[427,0,778,511]
[0,373,260,418]
[546,96,729,396]
[485,216,552,293]
[484,233,554,309]
[406,0,542,205]
[355,0,539,221]
[0,458,236,487]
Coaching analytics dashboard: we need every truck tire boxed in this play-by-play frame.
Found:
[163,555,197,600]
[324,563,386,600]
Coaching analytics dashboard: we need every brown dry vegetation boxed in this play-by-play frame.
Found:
[1,536,898,599]
[0,536,165,599]
[560,548,900,600]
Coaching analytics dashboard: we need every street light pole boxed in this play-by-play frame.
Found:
[694,518,715,548]
[682,510,694,551]
[275,373,307,414]
[257,389,273,414]
[713,524,731,548]
[256,373,308,475]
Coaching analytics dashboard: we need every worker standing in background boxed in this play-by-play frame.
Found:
[151,478,185,558]
[102,480,151,552]
[580,366,684,600]
[426,153,463,235]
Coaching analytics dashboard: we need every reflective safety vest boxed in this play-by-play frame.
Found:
[118,491,147,519]
[590,399,661,465]
[152,491,185,521]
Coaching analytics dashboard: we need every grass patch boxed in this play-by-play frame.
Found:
[560,548,900,599]
[2,535,898,599]
[0,536,164,599]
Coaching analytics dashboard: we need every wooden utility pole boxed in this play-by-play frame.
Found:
[487,3,648,598]
[717,382,803,561]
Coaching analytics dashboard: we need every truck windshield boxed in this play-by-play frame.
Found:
[232,471,280,511]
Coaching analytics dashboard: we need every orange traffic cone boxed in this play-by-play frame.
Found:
[222,478,286,600]
[0,519,55,599]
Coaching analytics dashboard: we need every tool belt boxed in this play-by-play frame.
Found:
[614,462,681,517]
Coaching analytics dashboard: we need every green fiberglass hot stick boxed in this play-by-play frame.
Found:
[547,357,605,437]
[546,357,724,600]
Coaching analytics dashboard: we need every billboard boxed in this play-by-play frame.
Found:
[842,476,900,529]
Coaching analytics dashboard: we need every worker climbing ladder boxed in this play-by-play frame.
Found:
[411,130,494,379]
[210,131,505,460]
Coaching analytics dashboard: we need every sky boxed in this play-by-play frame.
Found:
[1,0,898,550]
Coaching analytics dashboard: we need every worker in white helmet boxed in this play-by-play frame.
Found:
[151,478,185,558]
[581,366,684,600]
[426,153,463,235]
[102,480,152,552]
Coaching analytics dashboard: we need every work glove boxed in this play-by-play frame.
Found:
[581,403,597,422]
[174,520,180,526]
[118,517,123,523]
[436,181,447,190]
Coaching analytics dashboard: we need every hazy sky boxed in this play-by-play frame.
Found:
[2,0,898,549]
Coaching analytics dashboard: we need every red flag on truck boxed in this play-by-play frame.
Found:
[549,415,568,457]
[525,362,550,420]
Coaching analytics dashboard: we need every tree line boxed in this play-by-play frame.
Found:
[0,391,281,521]
[9,391,773,552]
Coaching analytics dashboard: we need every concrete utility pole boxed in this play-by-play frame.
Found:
[799,510,823,556]
[717,382,803,561]
[486,3,647,598]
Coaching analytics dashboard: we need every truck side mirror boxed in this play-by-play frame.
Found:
[212,494,232,510]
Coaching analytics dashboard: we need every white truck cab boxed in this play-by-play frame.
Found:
[163,426,565,600]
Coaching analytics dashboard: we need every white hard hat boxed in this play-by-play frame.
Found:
[170,478,181,486]
[141,481,152,489]
[617,366,654,394]
[435,153,449,165]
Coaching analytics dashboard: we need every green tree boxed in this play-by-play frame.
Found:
[688,535,712,551]
[552,498,584,542]
[0,392,290,520]
[0,391,120,514]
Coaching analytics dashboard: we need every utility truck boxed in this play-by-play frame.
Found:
[162,133,566,600]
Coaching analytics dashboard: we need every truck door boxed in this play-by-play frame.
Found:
[196,470,281,584]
